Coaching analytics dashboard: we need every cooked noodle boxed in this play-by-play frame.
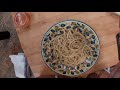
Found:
[44,28,92,67]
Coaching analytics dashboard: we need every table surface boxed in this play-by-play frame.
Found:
[12,12,120,78]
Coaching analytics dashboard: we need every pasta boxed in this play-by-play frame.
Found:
[44,28,92,67]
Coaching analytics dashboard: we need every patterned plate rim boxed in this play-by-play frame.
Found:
[41,20,100,77]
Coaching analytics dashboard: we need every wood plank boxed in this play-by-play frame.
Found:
[12,12,120,78]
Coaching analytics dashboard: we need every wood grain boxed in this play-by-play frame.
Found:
[12,12,120,78]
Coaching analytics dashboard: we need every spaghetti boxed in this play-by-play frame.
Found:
[43,26,91,67]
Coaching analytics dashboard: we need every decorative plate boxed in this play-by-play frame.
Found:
[41,20,100,76]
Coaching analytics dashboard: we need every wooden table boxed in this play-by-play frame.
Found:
[12,12,120,78]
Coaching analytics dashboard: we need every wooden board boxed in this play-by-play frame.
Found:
[114,12,120,16]
[12,12,120,78]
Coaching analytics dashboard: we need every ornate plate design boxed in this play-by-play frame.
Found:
[41,20,100,76]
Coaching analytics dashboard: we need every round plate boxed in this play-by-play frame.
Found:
[41,20,100,77]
